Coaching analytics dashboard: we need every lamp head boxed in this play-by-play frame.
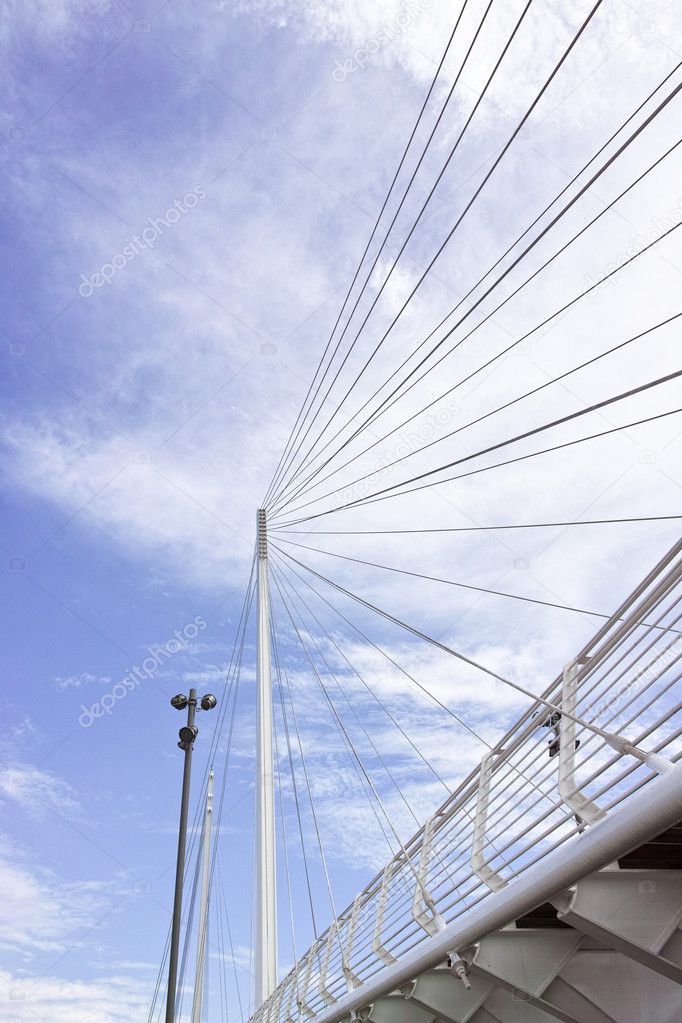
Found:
[178,724,198,750]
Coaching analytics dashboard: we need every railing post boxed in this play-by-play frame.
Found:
[283,968,298,1023]
[559,661,606,825]
[267,979,286,1023]
[318,921,338,1005]
[342,895,363,992]
[412,815,445,935]
[295,943,316,1020]
[372,862,398,965]
[471,751,507,891]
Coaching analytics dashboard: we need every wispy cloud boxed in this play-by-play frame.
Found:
[0,968,149,1023]
[53,671,112,690]
[0,853,106,955]
[0,766,82,820]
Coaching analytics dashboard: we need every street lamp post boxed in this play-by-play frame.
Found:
[165,688,217,1023]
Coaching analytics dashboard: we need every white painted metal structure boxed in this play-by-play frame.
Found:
[248,538,682,1023]
[255,508,278,1006]
[191,769,214,1023]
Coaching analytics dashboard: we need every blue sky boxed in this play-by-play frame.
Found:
[1,0,682,1020]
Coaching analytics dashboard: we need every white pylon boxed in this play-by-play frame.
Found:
[255,509,277,1006]
[191,769,214,1023]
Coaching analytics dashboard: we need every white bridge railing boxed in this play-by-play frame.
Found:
[251,538,682,1023]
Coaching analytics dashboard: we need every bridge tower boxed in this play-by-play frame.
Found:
[255,508,277,1005]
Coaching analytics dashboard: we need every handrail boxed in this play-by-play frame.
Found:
[249,538,682,1023]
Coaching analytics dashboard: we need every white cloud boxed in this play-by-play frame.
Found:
[0,1,111,42]
[0,717,38,756]
[182,664,230,682]
[231,0,682,109]
[2,0,680,600]
[209,942,251,973]
[0,766,82,820]
[0,416,256,589]
[0,970,149,1023]
[0,855,104,955]
[112,960,157,970]
[53,672,112,690]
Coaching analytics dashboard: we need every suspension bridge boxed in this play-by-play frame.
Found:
[148,2,682,1021]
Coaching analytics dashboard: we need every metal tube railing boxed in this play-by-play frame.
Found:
[250,538,682,1023]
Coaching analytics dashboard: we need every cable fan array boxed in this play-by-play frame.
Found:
[150,1,682,1019]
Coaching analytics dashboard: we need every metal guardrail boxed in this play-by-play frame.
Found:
[250,538,682,1023]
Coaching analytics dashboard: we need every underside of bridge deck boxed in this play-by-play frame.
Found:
[353,825,682,1023]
